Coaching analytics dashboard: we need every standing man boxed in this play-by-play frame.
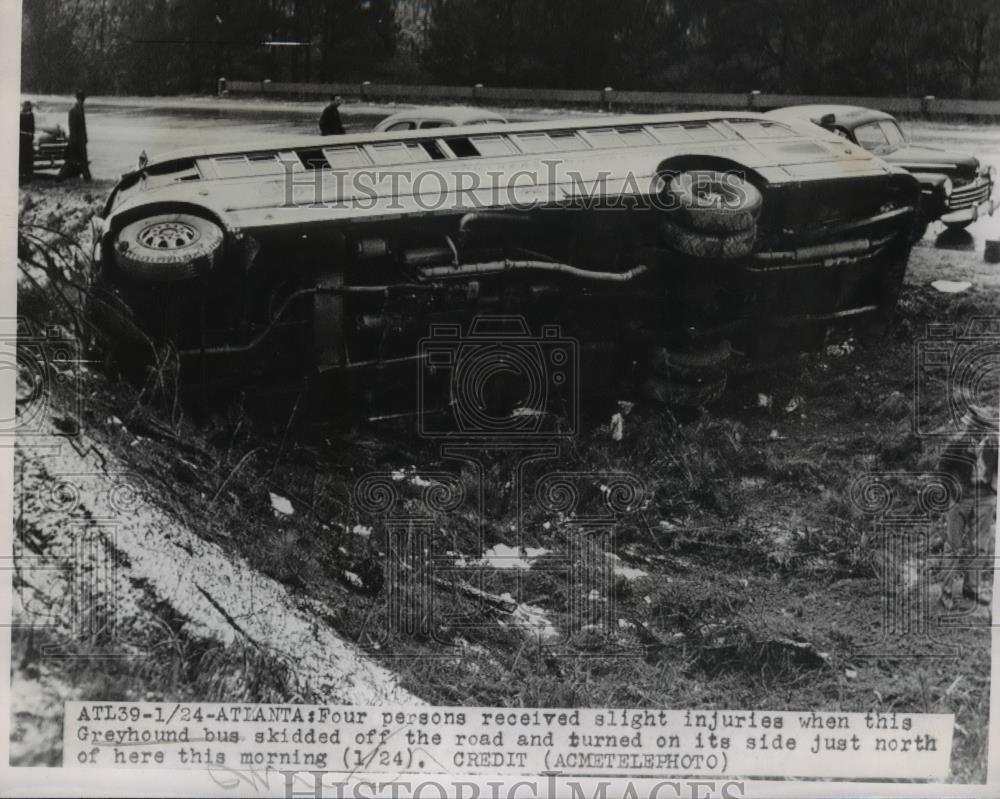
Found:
[19,100,35,181]
[60,90,91,181]
[319,94,345,135]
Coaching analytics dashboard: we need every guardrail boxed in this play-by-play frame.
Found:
[219,78,1000,118]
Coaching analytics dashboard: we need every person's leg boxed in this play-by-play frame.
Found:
[19,135,32,179]
[58,159,77,181]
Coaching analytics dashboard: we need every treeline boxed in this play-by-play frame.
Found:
[21,0,398,95]
[425,0,999,97]
[21,0,1000,99]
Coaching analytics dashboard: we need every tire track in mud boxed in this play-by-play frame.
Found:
[14,419,422,705]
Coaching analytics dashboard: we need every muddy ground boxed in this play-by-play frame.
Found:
[10,179,1000,782]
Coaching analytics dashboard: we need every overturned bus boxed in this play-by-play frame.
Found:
[90,111,920,417]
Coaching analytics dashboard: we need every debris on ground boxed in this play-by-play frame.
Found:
[931,279,972,293]
[609,400,634,441]
[824,339,855,358]
[269,492,295,516]
[784,395,805,413]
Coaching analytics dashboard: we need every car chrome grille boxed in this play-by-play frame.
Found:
[948,179,991,210]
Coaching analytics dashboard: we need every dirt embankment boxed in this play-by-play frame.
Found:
[12,414,420,765]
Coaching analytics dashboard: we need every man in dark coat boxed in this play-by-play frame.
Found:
[19,100,35,180]
[319,95,345,135]
[60,91,91,180]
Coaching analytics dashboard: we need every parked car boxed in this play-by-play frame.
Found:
[373,106,509,132]
[90,112,920,415]
[768,105,996,238]
[33,118,68,171]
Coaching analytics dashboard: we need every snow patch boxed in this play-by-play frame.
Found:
[477,543,550,570]
[614,564,649,581]
[605,552,648,581]
[17,424,420,705]
[506,600,559,640]
[344,571,364,589]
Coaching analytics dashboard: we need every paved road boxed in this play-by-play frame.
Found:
[25,94,1000,286]
[26,94,550,179]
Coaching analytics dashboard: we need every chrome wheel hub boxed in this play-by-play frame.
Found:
[138,220,200,250]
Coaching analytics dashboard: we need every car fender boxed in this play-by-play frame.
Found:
[909,171,950,217]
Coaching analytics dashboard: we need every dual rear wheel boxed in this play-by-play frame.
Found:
[641,339,731,409]
[642,170,761,407]
[660,170,762,257]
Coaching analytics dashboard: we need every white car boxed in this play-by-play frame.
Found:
[373,106,508,132]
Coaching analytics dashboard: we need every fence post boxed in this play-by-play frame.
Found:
[748,89,761,110]
[360,80,371,102]
[473,83,484,105]
[603,86,615,113]
[922,95,935,117]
